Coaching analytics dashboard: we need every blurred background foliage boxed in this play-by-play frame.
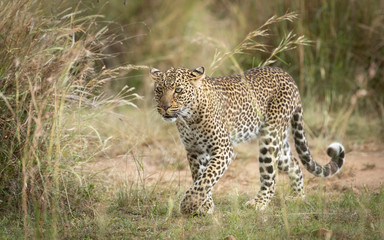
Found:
[45,0,384,117]
[72,0,384,114]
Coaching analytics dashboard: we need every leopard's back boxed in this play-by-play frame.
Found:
[204,67,300,144]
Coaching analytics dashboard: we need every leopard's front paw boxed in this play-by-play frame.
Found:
[285,192,305,201]
[180,190,214,216]
[180,192,196,215]
[197,194,215,215]
[245,198,268,211]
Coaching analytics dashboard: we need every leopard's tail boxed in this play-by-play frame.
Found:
[291,106,345,177]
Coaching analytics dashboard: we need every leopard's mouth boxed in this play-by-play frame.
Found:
[162,112,179,122]
[162,115,178,122]
[159,106,186,122]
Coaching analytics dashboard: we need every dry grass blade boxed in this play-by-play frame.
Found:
[209,12,309,73]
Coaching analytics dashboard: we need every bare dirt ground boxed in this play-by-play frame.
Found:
[87,141,384,197]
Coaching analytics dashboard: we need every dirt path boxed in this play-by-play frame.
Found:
[87,144,384,195]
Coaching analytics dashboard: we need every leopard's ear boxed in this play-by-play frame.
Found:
[150,68,162,81]
[190,67,205,88]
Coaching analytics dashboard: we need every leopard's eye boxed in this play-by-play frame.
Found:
[175,87,183,93]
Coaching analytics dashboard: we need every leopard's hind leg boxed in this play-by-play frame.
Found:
[277,130,304,198]
[245,123,284,210]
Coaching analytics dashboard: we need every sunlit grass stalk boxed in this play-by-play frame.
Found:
[209,12,310,74]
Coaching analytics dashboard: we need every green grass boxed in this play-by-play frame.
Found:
[2,164,383,239]
[5,183,379,239]
[120,188,381,239]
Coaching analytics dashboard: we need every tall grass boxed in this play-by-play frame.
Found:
[0,0,141,238]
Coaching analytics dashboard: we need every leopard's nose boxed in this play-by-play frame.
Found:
[161,104,171,111]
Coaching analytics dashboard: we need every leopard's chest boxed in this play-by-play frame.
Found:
[177,123,212,153]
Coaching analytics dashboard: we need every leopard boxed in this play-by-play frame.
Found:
[150,66,345,215]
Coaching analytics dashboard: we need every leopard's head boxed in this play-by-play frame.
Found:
[150,67,205,122]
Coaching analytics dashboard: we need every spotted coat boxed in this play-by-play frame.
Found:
[150,66,345,215]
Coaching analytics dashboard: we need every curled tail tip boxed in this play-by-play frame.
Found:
[327,142,345,172]
[326,142,345,158]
